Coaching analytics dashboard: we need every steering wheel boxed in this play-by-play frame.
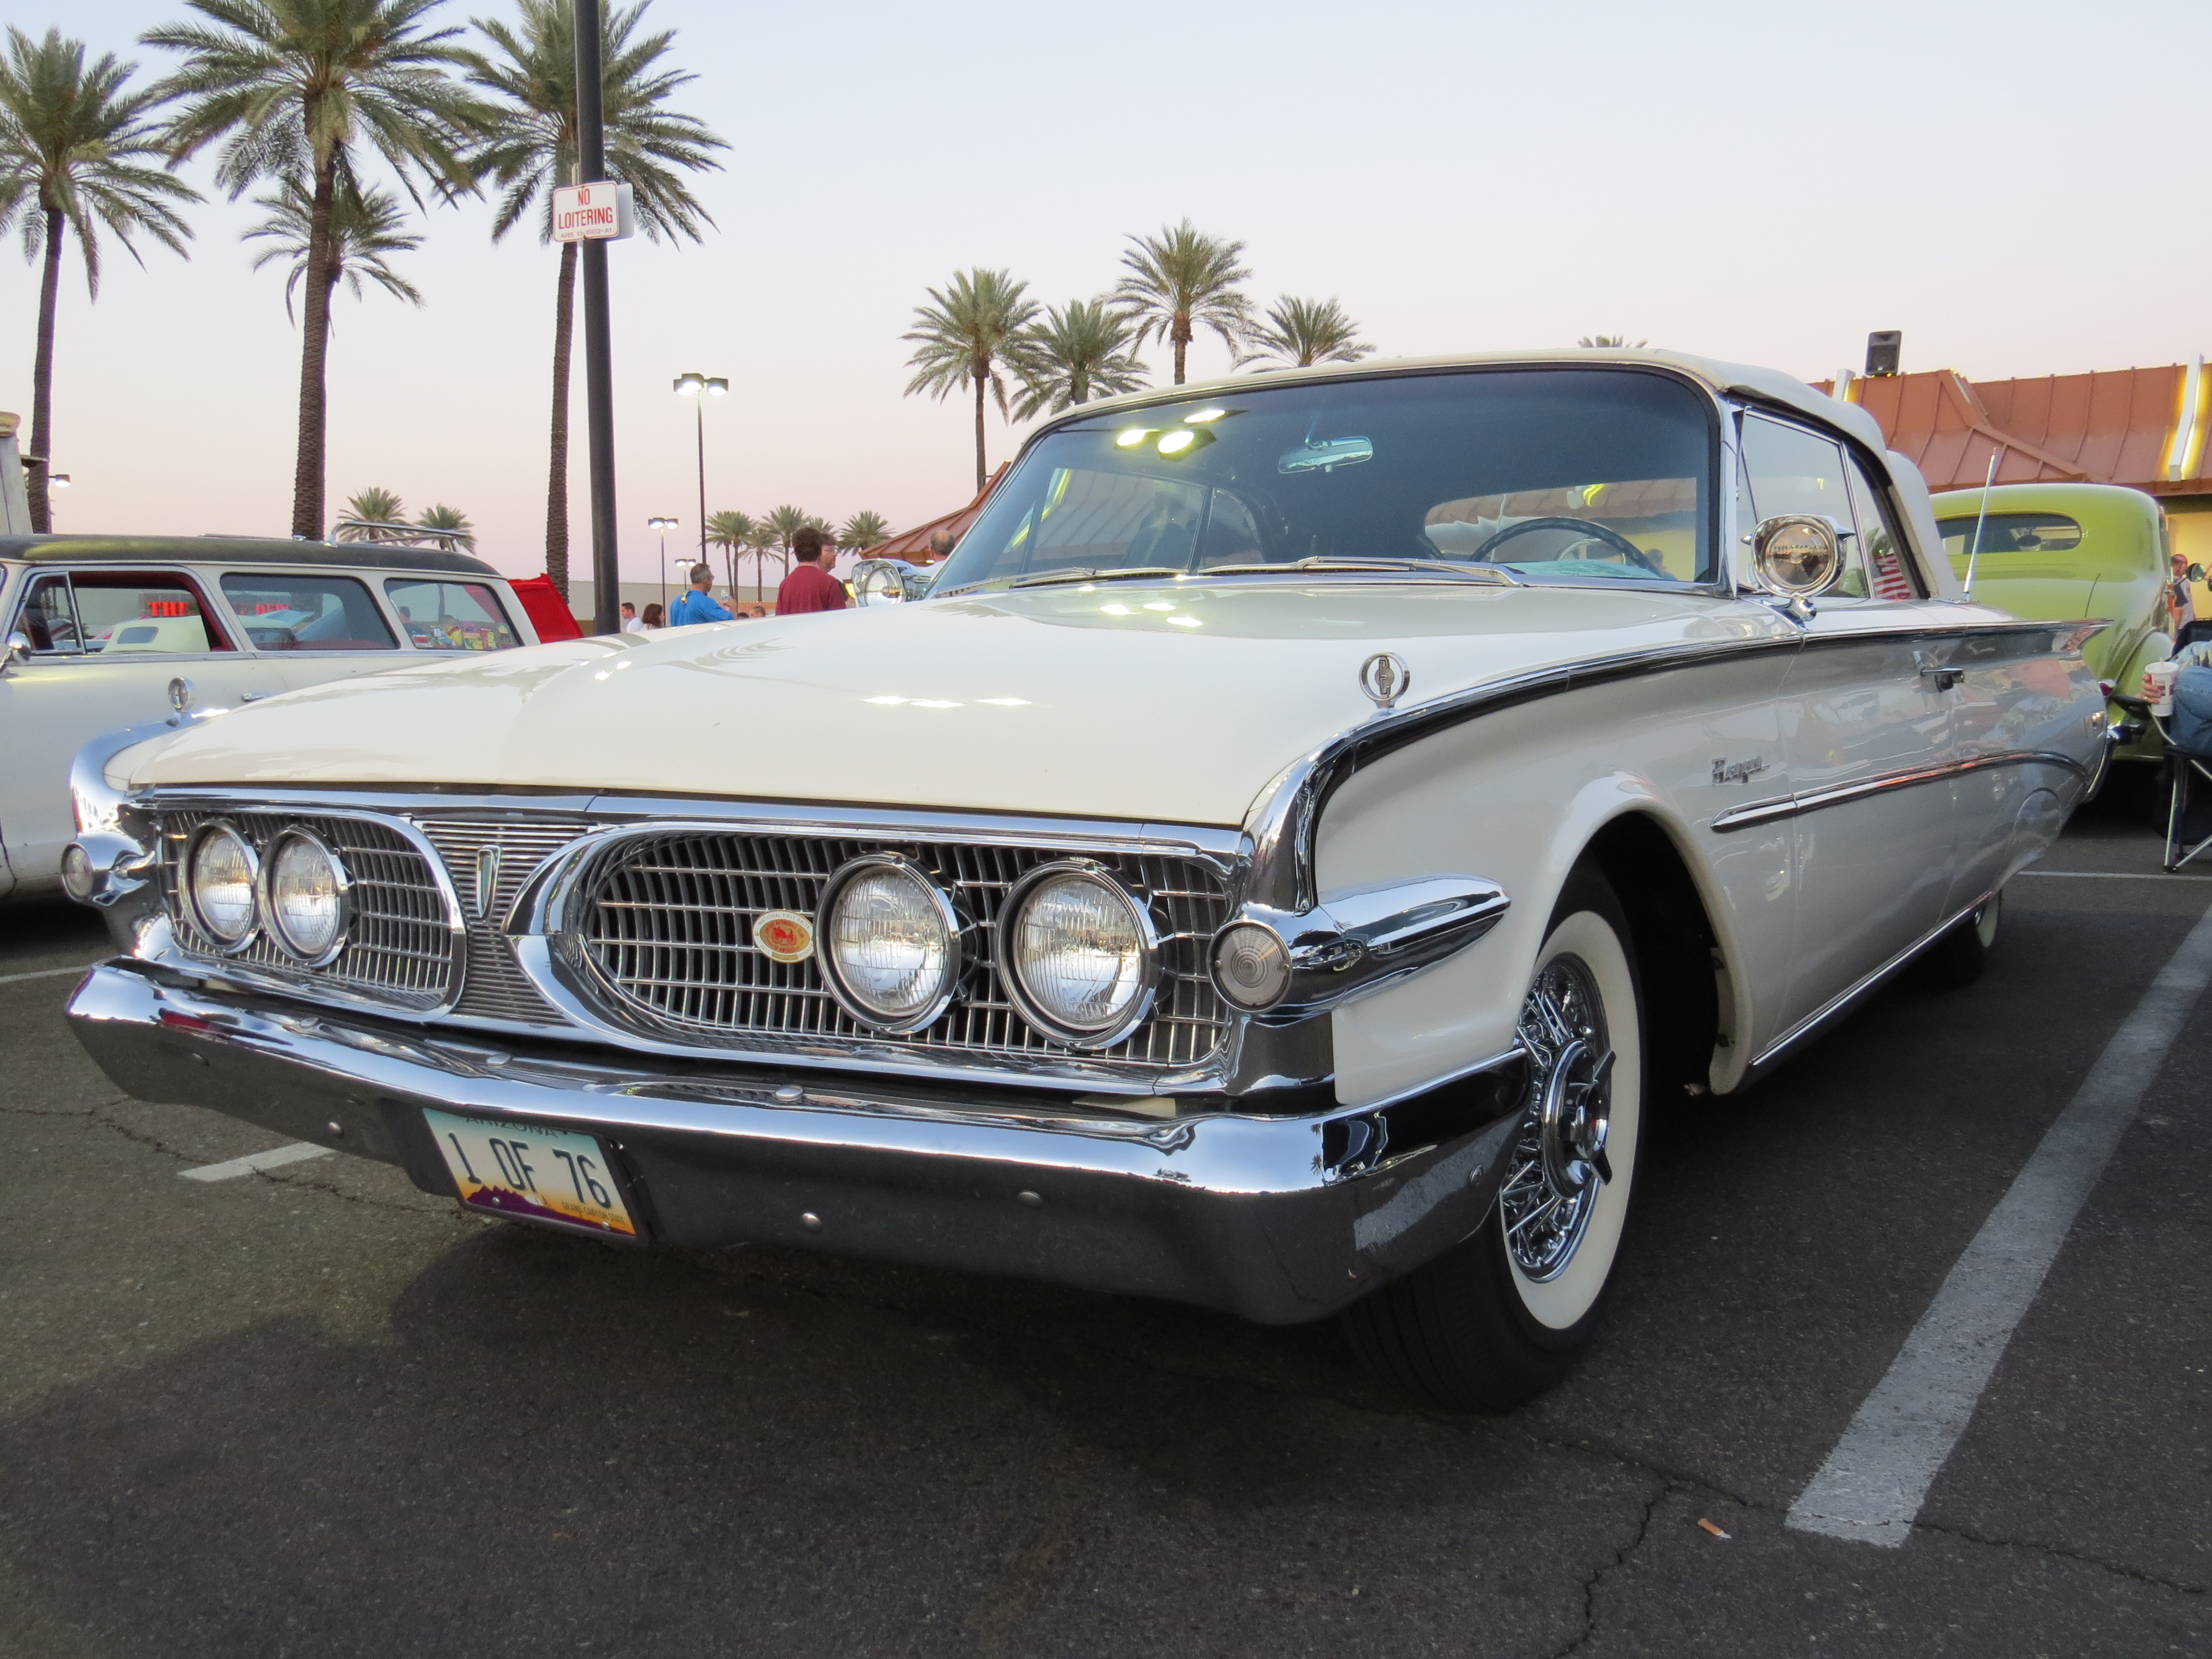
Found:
[1478,517,1665,574]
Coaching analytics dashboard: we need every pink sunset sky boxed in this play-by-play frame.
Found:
[7,0,2207,584]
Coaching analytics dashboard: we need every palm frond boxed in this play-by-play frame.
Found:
[1008,296,1148,420]
[1238,295,1373,370]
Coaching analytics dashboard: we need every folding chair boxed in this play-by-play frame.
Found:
[2156,664,2212,872]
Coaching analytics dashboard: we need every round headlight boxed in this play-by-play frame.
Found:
[1211,921,1291,1010]
[820,857,961,1031]
[263,831,348,961]
[186,823,259,947]
[1001,865,1157,1045]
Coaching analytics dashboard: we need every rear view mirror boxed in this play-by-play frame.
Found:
[1752,514,1841,596]
[1278,436,1374,475]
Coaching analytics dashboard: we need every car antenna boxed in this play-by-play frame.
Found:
[1961,447,2001,599]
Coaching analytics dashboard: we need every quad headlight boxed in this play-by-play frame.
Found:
[185,823,260,948]
[261,830,348,962]
[999,863,1158,1046]
[818,855,962,1031]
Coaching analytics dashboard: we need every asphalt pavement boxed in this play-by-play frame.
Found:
[0,801,2205,1657]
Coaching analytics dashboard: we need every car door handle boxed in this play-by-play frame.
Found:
[241,691,269,702]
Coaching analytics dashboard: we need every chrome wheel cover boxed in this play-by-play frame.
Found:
[1500,953,1615,1282]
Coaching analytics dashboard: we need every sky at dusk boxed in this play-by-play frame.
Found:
[6,0,2208,583]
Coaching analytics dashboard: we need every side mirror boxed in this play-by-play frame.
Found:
[2189,563,2205,583]
[1751,514,1842,597]
[851,558,930,607]
[2,630,31,671]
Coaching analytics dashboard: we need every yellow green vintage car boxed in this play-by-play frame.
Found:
[1931,482,2196,763]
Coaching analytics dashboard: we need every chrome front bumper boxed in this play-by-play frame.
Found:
[67,964,1530,1324]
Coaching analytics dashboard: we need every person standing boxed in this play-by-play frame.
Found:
[640,602,666,629]
[776,528,848,615]
[620,602,645,635]
[669,564,733,626]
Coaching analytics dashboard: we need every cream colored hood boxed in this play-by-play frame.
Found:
[141,582,1790,827]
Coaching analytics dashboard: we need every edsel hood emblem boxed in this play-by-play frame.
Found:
[1359,652,1411,708]
[754,910,815,963]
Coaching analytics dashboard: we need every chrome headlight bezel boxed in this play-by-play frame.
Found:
[996,859,1160,1049]
[183,820,262,952]
[816,852,966,1034]
[258,827,352,965]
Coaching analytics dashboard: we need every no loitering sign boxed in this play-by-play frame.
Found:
[551,181,636,243]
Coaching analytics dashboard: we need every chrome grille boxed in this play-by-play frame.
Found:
[159,810,456,1010]
[415,819,591,1027]
[578,831,1232,1069]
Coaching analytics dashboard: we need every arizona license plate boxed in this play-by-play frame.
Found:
[425,1109,638,1238]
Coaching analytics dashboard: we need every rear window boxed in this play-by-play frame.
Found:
[384,579,520,651]
[221,572,397,651]
[1937,512,2083,557]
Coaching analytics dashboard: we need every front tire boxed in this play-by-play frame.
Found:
[1342,868,1645,1411]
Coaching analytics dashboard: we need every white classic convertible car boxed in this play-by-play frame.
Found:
[64,351,2106,1409]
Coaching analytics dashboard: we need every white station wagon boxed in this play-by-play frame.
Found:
[62,352,2106,1408]
[0,535,536,900]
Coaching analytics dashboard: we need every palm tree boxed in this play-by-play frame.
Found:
[705,507,753,594]
[1111,220,1254,385]
[417,501,472,546]
[764,502,808,582]
[243,172,422,321]
[1009,298,1147,420]
[1578,334,1647,348]
[838,509,890,554]
[1240,296,1373,371]
[902,267,1037,492]
[464,0,723,597]
[335,483,403,535]
[0,28,197,533]
[144,0,485,541]
[742,514,777,601]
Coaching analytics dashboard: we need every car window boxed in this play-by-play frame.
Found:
[67,571,229,653]
[17,572,82,653]
[1843,455,1919,601]
[221,572,398,651]
[1933,512,2084,558]
[384,579,521,651]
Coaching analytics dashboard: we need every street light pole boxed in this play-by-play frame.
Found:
[573,0,620,637]
[673,372,726,585]
[647,516,677,617]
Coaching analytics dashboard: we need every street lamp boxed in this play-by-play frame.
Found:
[672,372,727,574]
[647,515,678,615]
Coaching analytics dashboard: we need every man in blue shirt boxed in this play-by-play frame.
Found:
[668,564,732,626]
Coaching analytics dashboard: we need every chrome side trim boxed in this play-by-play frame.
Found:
[1744,889,1996,1077]
[1711,750,2092,833]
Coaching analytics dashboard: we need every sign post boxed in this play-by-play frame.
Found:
[572,0,622,637]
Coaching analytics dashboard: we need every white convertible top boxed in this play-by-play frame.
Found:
[1066,348,1959,599]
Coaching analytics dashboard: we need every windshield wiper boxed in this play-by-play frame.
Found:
[1199,556,1520,585]
[1004,566,1186,590]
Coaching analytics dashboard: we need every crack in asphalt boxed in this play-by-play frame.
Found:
[1908,1516,2208,1597]
[1542,1475,1677,1658]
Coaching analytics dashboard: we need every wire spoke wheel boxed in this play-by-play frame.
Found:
[1500,954,1615,1282]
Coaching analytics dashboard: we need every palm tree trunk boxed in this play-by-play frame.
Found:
[972,368,987,493]
[545,240,577,596]
[1172,316,1190,385]
[290,154,340,539]
[25,206,63,534]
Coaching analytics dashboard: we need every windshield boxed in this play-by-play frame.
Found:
[931,368,1715,596]
[1936,512,2085,558]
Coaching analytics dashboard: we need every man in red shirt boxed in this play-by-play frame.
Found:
[776,527,848,615]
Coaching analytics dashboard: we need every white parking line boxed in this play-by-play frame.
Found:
[1788,900,2212,1547]
[179,1142,336,1182]
[0,963,102,986]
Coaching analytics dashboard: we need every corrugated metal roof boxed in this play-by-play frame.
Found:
[1819,364,2210,497]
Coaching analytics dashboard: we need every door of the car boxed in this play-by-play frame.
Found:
[1744,415,1959,1032]
[0,565,284,888]
[215,568,408,692]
